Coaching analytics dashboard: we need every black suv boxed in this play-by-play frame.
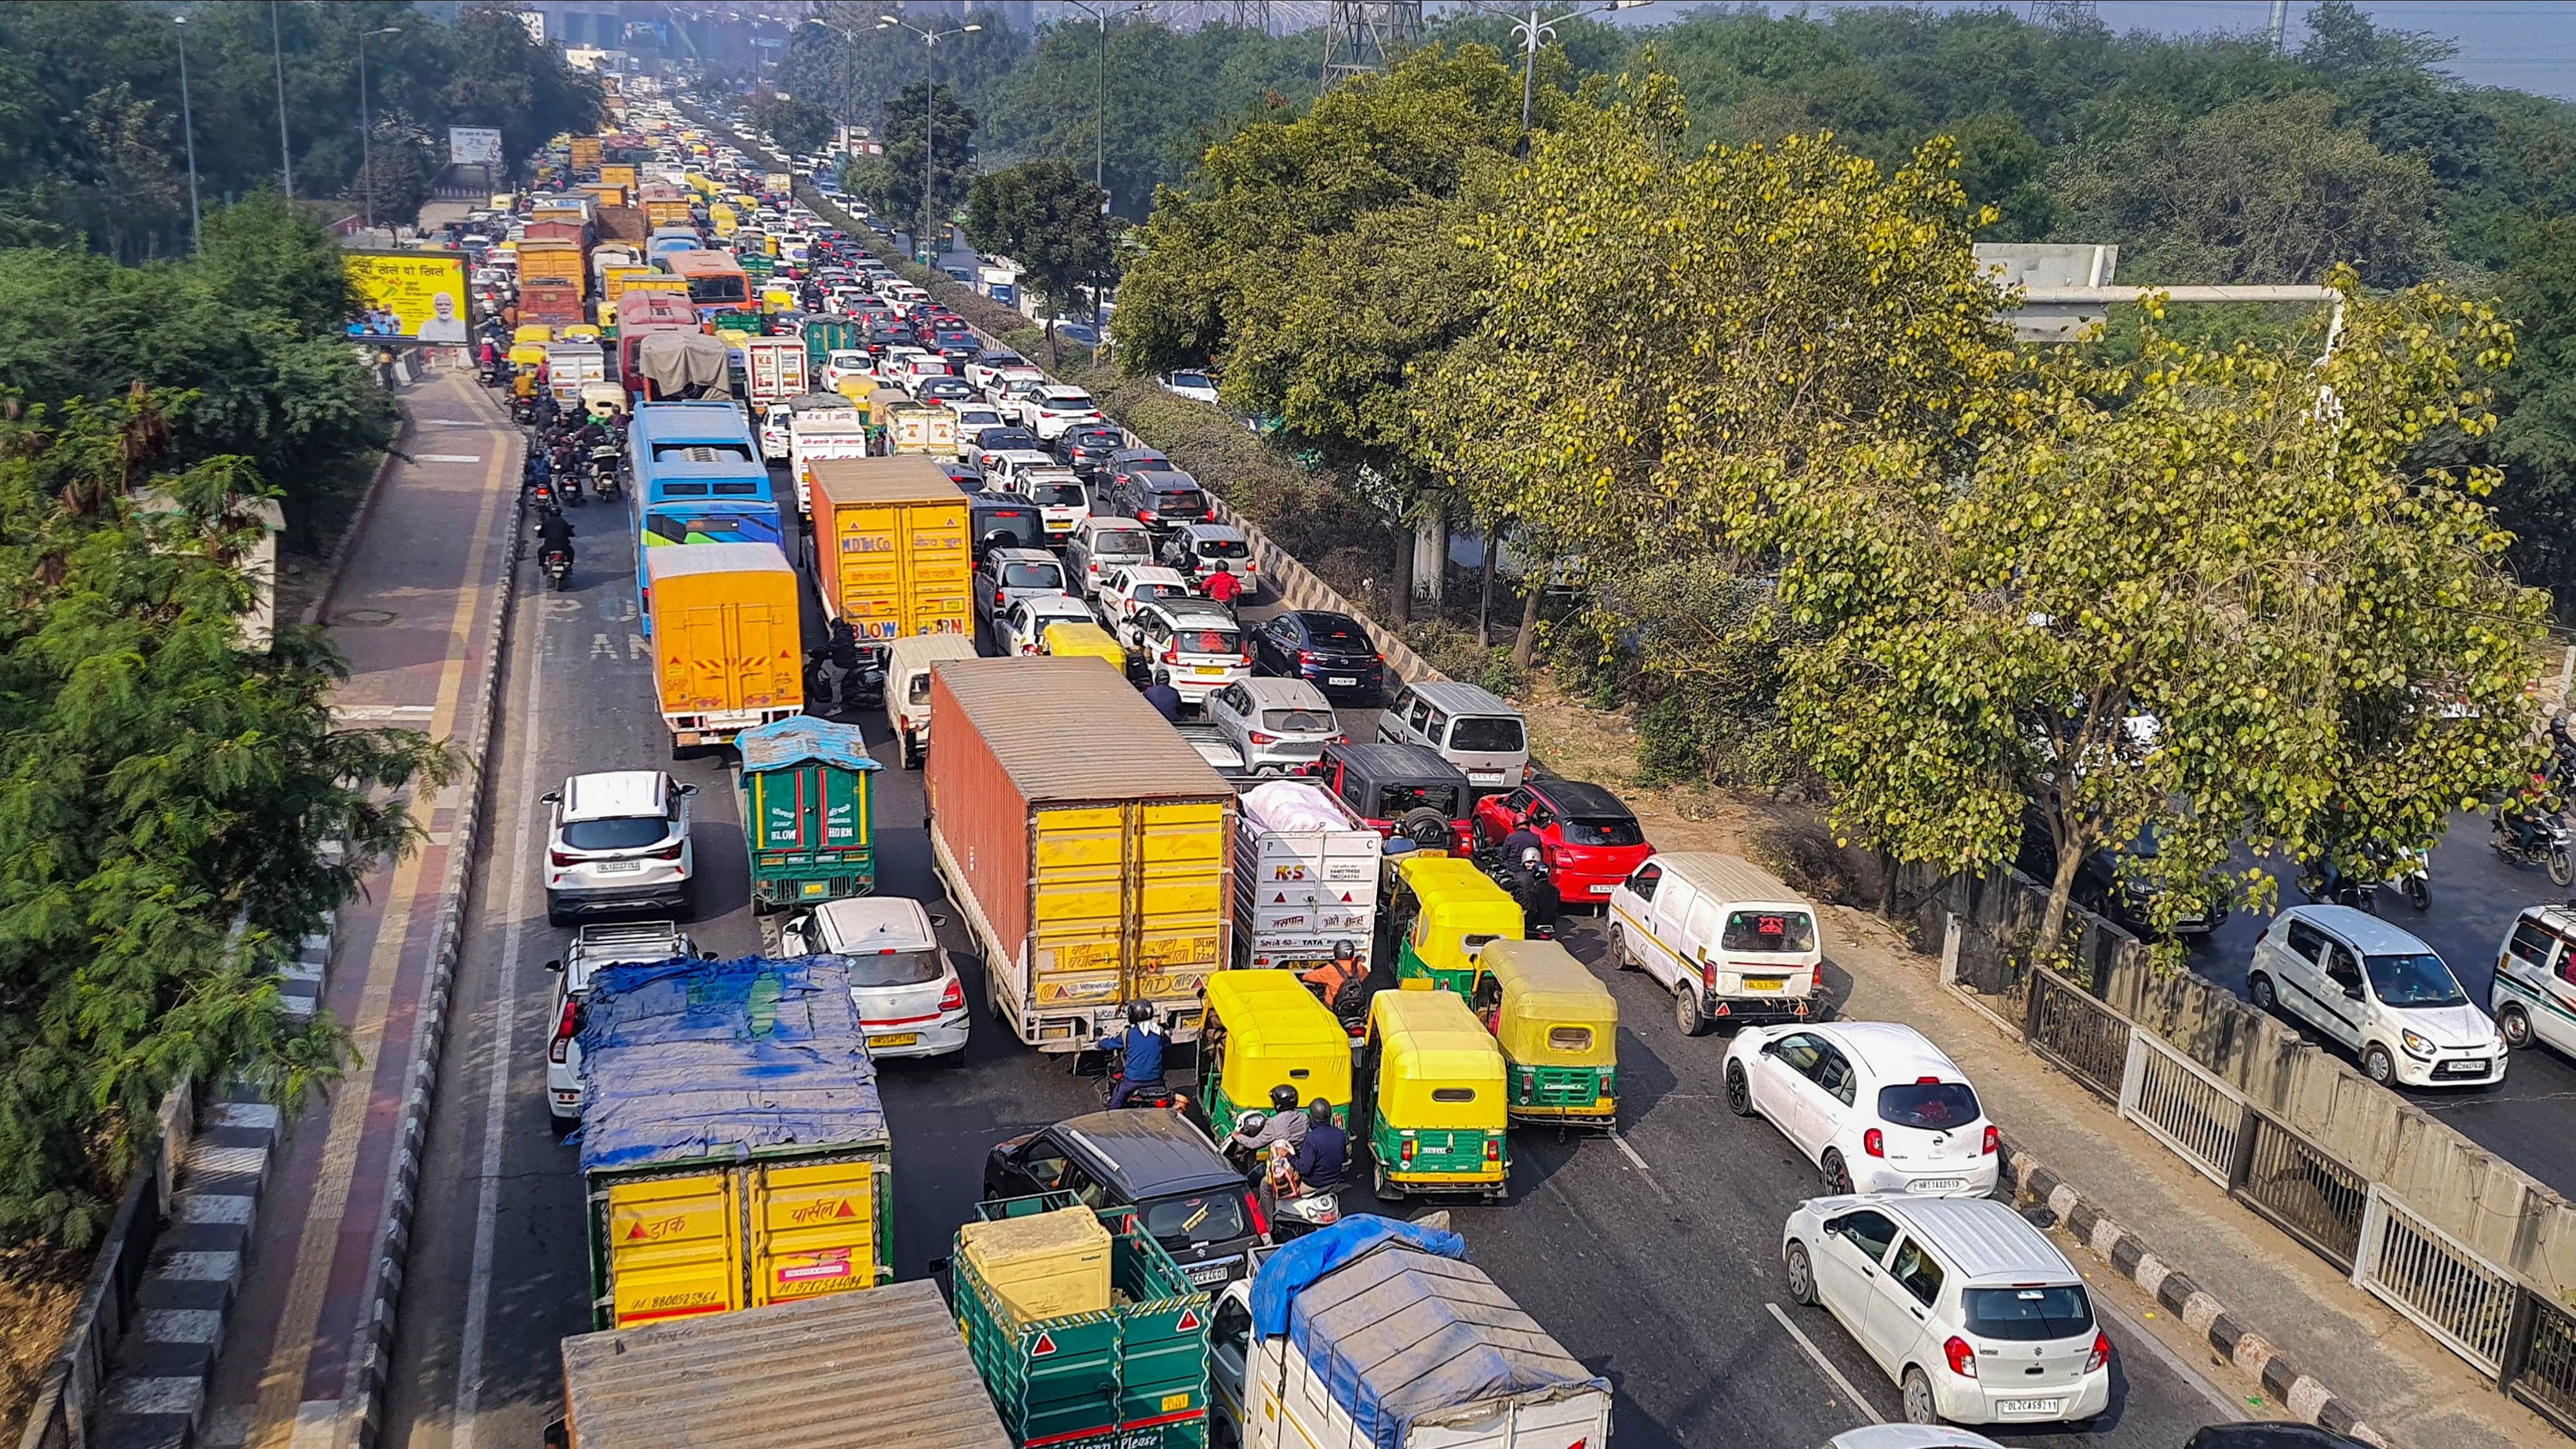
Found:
[1303,742,1474,852]
[1249,610,1384,703]
[983,1111,1263,1287]
[1055,425,1125,478]
[1110,469,1213,536]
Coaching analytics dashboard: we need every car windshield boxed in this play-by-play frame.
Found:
[839,948,943,988]
[561,816,670,850]
[1560,816,1643,847]
[1721,910,1817,953]
[1031,483,1086,506]
[1139,1190,1250,1249]
[1172,371,1213,389]
[1448,717,1524,753]
[1260,707,1334,733]
[2364,951,2468,1007]
[1094,529,1151,556]
[1175,628,1239,655]
[1877,1081,1981,1131]
[1377,782,1459,818]
[1195,538,1251,560]
[1000,562,1062,590]
[1962,1286,2094,1343]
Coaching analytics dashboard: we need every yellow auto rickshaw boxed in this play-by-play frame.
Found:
[761,284,798,314]
[1383,854,1522,995]
[558,322,602,345]
[1360,985,1508,1201]
[1467,939,1617,1127]
[512,323,554,348]
[1197,971,1352,1143]
[579,381,626,423]
[507,341,549,374]
[1040,621,1128,677]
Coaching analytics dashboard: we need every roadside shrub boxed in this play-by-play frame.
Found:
[1751,814,1865,905]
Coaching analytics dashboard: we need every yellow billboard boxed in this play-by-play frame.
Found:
[347,252,470,343]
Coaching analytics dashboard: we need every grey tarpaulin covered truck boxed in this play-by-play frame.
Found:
[634,329,733,402]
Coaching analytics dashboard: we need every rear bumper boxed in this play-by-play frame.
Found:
[863,1011,970,1058]
[1296,664,1383,700]
[1936,1364,2111,1426]
[1852,1159,1999,1197]
[1698,991,1825,1027]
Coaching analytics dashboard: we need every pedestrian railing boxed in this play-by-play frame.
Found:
[2231,1112,2367,1271]
[2119,1029,2242,1186]
[2023,967,2127,1102]
[2509,1295,2576,1435]
[2356,1185,2520,1376]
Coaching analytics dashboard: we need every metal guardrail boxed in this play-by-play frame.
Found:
[2023,969,2127,1101]
[2231,1112,2367,1272]
[2510,1296,2576,1435]
[2356,1186,2520,1377]
[2119,1029,2242,1186]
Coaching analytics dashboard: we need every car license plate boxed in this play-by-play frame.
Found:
[871,1033,918,1049]
[1743,977,1784,991]
[1328,676,1357,686]
[594,860,643,873]
[1185,1258,1237,1286]
[1999,1400,2062,1418]
[1909,1178,1964,1194]
[2437,1058,2489,1078]
[1588,883,1615,895]
[1193,666,1228,677]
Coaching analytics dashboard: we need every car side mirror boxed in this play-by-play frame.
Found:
[1237,1110,1267,1135]
[545,959,563,974]
[676,782,698,797]
[539,790,561,805]
[929,912,949,928]
[2343,982,2365,1000]
[1758,1039,1780,1057]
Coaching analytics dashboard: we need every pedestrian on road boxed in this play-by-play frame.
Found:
[1141,678,1183,722]
[1204,568,1243,608]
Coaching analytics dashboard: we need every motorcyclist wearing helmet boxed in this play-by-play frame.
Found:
[1227,1083,1310,1161]
[1298,940,1367,1015]
[1105,1001,1167,1109]
[534,505,575,568]
[1289,1099,1347,1190]
[1511,845,1560,938]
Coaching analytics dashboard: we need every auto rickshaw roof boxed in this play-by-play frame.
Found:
[1205,971,1348,1054]
[1371,988,1506,1079]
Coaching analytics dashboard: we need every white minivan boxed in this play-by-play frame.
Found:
[1781,1194,2111,1429]
[2246,904,2506,1088]
[1373,681,1528,789]
[1608,852,1825,1036]
[2493,904,2576,1058]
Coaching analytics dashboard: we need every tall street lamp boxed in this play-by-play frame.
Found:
[174,13,201,251]
[876,11,980,262]
[1505,0,1647,136]
[1062,2,1144,212]
[273,1,295,199]
[358,24,402,231]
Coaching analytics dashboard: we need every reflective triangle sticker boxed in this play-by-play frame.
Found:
[626,1221,649,1240]
[1174,1308,1200,1332]
[834,1200,855,1218]
[1030,1330,1058,1357]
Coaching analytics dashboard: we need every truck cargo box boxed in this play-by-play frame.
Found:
[926,659,1234,1050]
[808,457,971,642]
[577,954,893,1331]
[1233,781,1382,974]
[641,543,801,749]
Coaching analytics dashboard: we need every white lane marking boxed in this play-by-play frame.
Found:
[2086,1271,2247,1423]
[416,453,485,464]
[1766,1301,1888,1425]
[1609,1128,1653,1174]
[452,581,547,1449]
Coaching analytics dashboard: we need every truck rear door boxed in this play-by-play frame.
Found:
[745,1157,884,1307]
[1031,801,1227,1019]
[599,1171,741,1327]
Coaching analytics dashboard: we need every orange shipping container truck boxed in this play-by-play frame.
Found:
[805,456,971,646]
[925,658,1234,1051]
[640,543,802,751]
[517,236,589,302]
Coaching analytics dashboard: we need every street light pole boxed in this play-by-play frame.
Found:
[1506,0,1646,136]
[876,12,981,263]
[174,14,201,252]
[358,25,401,231]
[273,1,295,199]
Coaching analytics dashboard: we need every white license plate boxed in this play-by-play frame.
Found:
[593,860,644,873]
[1328,677,1358,686]
[1998,1399,2063,1417]
[1588,883,1615,895]
[1908,1178,1964,1193]
[1185,1258,1237,1285]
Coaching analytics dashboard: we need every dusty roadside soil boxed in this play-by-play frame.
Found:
[1,1247,87,1443]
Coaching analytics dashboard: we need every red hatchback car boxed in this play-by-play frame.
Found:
[1471,779,1653,904]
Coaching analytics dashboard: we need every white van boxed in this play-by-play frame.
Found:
[1607,852,1825,1036]
[2494,904,2576,1058]
[2247,904,2505,1088]
[1373,680,1528,789]
[881,633,980,769]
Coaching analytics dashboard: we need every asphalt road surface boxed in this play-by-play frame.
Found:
[378,444,2250,1449]
[2181,822,2576,1200]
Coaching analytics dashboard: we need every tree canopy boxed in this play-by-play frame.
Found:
[963,160,1116,353]
[845,80,978,247]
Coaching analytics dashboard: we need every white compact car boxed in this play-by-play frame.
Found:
[2249,904,2505,1088]
[1783,1194,2111,1429]
[1724,1022,1999,1198]
[1135,599,1251,706]
[780,897,969,1060]
[544,921,702,1127]
[1021,385,1104,440]
[821,350,873,394]
[758,402,793,461]
[995,593,1097,657]
[541,771,698,925]
[1203,677,1341,776]
[1099,565,1198,638]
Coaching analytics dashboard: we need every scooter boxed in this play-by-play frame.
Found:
[540,544,573,592]
[2492,810,2576,888]
[588,446,623,501]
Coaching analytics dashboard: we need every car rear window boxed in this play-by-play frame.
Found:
[1260,708,1334,732]
[1030,483,1087,506]
[1561,816,1643,847]
[1877,1082,1980,1131]
[1448,716,1524,753]
[1139,1190,1250,1249]
[1305,619,1369,649]
[839,948,943,988]
[1001,561,1063,589]
[1093,528,1151,556]
[1175,628,1239,655]
[1377,782,1459,818]
[1195,537,1251,560]
[562,816,670,850]
[1151,489,1208,514]
[1963,1286,2094,1342]
[1722,909,1816,953]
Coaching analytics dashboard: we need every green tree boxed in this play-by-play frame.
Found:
[847,80,977,248]
[2493,217,2576,612]
[962,160,1115,358]
[1775,286,2548,957]
[0,391,451,1244]
[753,93,834,157]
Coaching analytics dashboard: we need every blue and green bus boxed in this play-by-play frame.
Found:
[628,401,786,630]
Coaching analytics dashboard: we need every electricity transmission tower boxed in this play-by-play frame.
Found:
[2025,0,2096,24]
[1320,0,1419,91]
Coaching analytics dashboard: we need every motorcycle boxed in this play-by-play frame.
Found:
[540,544,573,592]
[587,446,623,501]
[2492,810,2576,888]
[2297,849,2429,915]
[508,395,534,426]
[1225,1112,1343,1241]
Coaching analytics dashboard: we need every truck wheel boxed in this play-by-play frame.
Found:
[1674,984,1708,1037]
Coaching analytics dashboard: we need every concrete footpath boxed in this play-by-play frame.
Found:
[1823,902,2565,1449]
[196,365,521,1449]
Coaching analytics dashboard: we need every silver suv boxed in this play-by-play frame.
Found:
[541,771,698,925]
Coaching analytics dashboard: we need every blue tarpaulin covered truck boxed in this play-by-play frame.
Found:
[577,954,894,1330]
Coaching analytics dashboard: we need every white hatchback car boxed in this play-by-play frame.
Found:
[1099,565,1198,638]
[995,593,1097,657]
[1783,1194,2111,1429]
[2248,904,2505,1088]
[1724,1022,1999,1198]
[1203,677,1341,776]
[780,896,969,1060]
[821,350,872,394]
[758,402,793,461]
[541,771,698,925]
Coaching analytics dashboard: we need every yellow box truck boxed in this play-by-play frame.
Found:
[640,543,802,751]
[805,456,971,644]
[926,658,1235,1051]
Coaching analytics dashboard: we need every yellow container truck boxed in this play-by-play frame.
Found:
[640,542,802,752]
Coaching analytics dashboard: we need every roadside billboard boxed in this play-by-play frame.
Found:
[449,126,504,167]
[345,252,470,344]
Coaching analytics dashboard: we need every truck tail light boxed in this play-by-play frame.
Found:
[1982,1125,2000,1156]
[2086,1331,2111,1372]
[548,995,581,1063]
[938,977,965,1013]
[1944,1336,1978,1378]
[1863,1128,1885,1157]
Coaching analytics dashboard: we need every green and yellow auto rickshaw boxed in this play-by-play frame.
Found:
[1196,969,1352,1141]
[1383,854,1522,994]
[1467,938,1618,1127]
[1360,984,1509,1201]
